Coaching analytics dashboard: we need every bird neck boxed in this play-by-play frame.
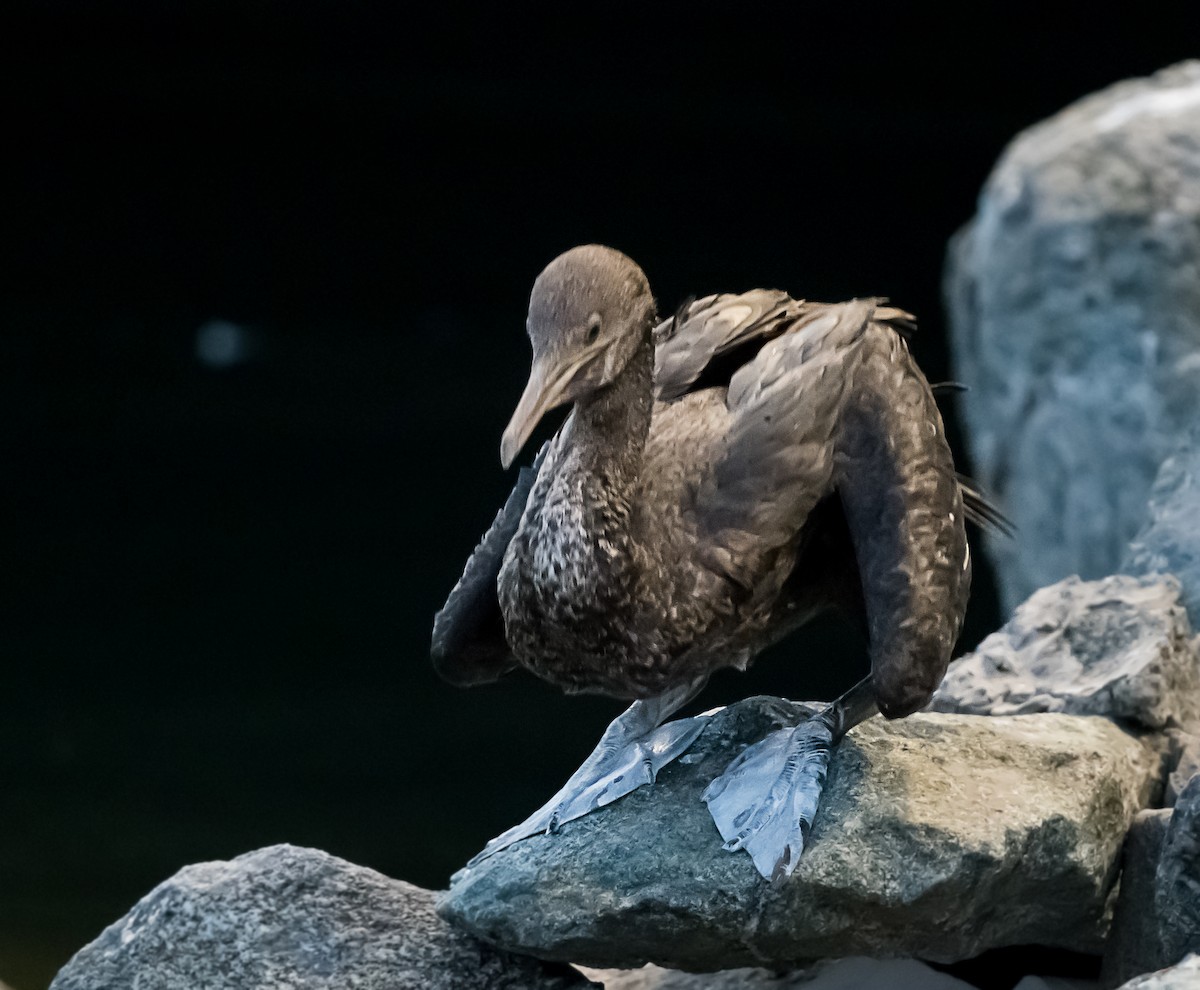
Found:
[567,329,654,497]
[499,327,656,683]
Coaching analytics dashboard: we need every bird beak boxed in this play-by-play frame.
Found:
[500,350,593,469]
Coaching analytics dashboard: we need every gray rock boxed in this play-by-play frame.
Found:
[441,698,1161,970]
[50,844,593,990]
[1115,953,1200,988]
[944,61,1200,613]
[1102,774,1200,986]
[580,957,976,989]
[1157,775,1200,966]
[1102,809,1174,987]
[929,574,1200,730]
[1125,423,1200,630]
[1164,729,1200,807]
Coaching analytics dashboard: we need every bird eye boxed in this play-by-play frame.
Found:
[585,321,601,343]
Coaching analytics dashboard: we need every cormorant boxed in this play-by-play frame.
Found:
[432,244,992,879]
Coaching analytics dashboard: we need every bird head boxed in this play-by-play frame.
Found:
[500,244,655,468]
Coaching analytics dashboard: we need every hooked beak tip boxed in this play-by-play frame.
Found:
[501,353,568,471]
[499,433,519,470]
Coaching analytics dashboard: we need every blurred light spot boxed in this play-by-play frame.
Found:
[195,319,254,368]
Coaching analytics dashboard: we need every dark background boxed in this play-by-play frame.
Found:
[3,4,1194,988]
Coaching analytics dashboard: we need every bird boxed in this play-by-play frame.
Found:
[432,244,996,880]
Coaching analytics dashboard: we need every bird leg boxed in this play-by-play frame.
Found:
[703,675,878,880]
[466,675,712,867]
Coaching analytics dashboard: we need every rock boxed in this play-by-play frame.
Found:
[929,574,1200,731]
[1164,729,1200,807]
[440,698,1161,970]
[1156,775,1200,966]
[944,61,1200,613]
[1102,809,1174,987]
[1102,775,1200,986]
[1125,423,1200,630]
[50,844,593,990]
[1115,953,1200,988]
[579,957,976,989]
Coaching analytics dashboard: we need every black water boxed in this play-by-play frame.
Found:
[5,5,1191,987]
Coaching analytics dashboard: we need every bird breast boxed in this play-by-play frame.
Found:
[497,452,655,695]
[496,391,749,698]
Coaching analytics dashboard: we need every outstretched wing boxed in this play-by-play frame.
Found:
[653,290,806,402]
[669,295,970,717]
[684,299,881,590]
[431,446,547,686]
[833,318,971,717]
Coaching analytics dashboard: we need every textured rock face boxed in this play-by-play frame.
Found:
[1102,777,1200,988]
[1125,423,1200,630]
[1102,809,1174,987]
[50,845,593,990]
[440,698,1161,971]
[1116,953,1200,989]
[929,574,1200,730]
[945,61,1200,613]
[1165,729,1200,806]
[580,957,976,989]
[1156,774,1200,966]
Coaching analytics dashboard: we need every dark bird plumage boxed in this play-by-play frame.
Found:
[432,244,988,876]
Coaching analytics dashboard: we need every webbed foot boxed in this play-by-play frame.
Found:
[702,711,836,880]
[467,677,710,867]
[703,676,879,880]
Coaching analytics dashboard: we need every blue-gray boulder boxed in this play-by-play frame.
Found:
[1125,423,1200,631]
[929,573,1200,731]
[945,61,1200,613]
[50,844,593,990]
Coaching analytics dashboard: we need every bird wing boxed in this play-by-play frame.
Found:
[653,290,808,401]
[684,298,879,590]
[430,445,548,686]
[677,296,971,717]
[833,315,971,717]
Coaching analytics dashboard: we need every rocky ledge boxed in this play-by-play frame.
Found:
[45,582,1200,988]
[439,570,1200,976]
[440,702,1161,971]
